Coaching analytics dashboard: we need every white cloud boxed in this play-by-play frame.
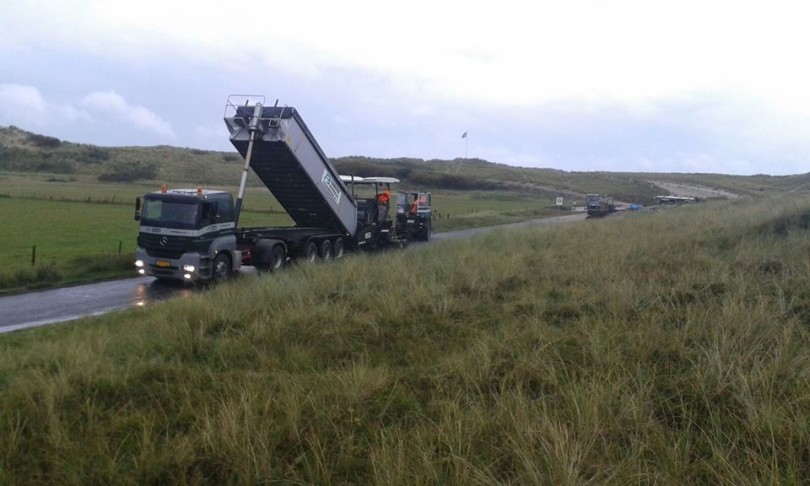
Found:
[0,84,48,127]
[0,85,175,144]
[80,91,175,138]
[58,105,93,123]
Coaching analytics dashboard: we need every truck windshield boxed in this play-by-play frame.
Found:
[141,199,201,229]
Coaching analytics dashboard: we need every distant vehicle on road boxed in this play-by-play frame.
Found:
[585,193,617,217]
[655,195,697,206]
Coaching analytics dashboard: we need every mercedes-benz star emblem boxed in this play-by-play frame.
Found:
[160,236,169,246]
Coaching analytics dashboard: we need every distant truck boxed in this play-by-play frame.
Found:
[133,96,414,283]
[585,193,616,217]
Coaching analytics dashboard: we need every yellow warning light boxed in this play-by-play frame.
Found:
[197,187,204,196]
[160,184,168,193]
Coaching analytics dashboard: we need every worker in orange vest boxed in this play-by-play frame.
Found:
[377,189,390,222]
[409,194,419,215]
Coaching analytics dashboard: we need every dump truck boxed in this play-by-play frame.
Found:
[133,96,409,283]
[585,193,616,217]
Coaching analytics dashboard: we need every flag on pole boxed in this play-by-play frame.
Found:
[461,132,468,139]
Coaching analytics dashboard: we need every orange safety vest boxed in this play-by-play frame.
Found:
[377,191,390,204]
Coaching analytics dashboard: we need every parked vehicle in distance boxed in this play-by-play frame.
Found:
[655,195,697,206]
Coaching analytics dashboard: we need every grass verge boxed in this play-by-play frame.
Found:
[3,195,810,483]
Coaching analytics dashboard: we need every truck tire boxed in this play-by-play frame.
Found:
[421,219,432,241]
[303,241,318,263]
[212,253,232,282]
[333,238,345,259]
[268,244,286,272]
[319,239,333,260]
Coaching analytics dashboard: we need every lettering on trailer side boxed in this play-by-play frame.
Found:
[321,169,342,204]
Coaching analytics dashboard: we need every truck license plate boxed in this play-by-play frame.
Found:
[156,260,171,268]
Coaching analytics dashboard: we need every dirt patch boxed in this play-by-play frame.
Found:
[650,181,740,200]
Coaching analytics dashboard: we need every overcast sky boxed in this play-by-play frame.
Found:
[1,0,809,175]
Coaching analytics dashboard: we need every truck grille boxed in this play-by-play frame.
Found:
[139,233,188,259]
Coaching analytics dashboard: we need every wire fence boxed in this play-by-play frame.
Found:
[9,241,132,267]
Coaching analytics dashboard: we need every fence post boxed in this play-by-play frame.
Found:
[31,245,36,266]
[118,240,123,254]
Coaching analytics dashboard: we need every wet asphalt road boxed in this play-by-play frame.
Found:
[0,213,586,334]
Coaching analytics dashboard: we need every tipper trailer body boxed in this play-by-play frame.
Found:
[225,102,358,237]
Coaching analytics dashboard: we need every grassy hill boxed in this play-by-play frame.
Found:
[0,125,244,184]
[3,125,807,205]
[2,195,810,483]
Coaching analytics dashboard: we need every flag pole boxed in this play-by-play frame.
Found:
[464,133,468,160]
[456,131,468,173]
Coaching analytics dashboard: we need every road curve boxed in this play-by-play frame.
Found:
[0,213,586,334]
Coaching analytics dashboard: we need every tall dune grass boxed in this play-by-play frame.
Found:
[2,195,810,484]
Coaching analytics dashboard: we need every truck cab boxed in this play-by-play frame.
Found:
[134,187,241,282]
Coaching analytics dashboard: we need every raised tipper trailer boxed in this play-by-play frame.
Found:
[133,95,410,282]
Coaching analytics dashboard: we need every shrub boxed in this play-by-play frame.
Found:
[26,133,61,148]
[98,160,158,182]
[82,147,111,164]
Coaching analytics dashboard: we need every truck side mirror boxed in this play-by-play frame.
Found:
[134,197,141,221]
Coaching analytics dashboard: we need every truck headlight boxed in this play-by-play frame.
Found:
[183,264,196,272]
[135,259,144,268]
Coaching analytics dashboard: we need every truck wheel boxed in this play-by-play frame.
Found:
[212,253,231,282]
[268,244,286,272]
[319,240,333,260]
[303,241,318,263]
[333,238,345,259]
[421,219,432,241]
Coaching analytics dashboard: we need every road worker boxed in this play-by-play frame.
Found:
[409,194,419,215]
[377,189,390,222]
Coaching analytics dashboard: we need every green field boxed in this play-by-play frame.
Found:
[0,198,137,265]
[2,195,810,483]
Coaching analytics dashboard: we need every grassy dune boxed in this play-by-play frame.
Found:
[2,195,810,483]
